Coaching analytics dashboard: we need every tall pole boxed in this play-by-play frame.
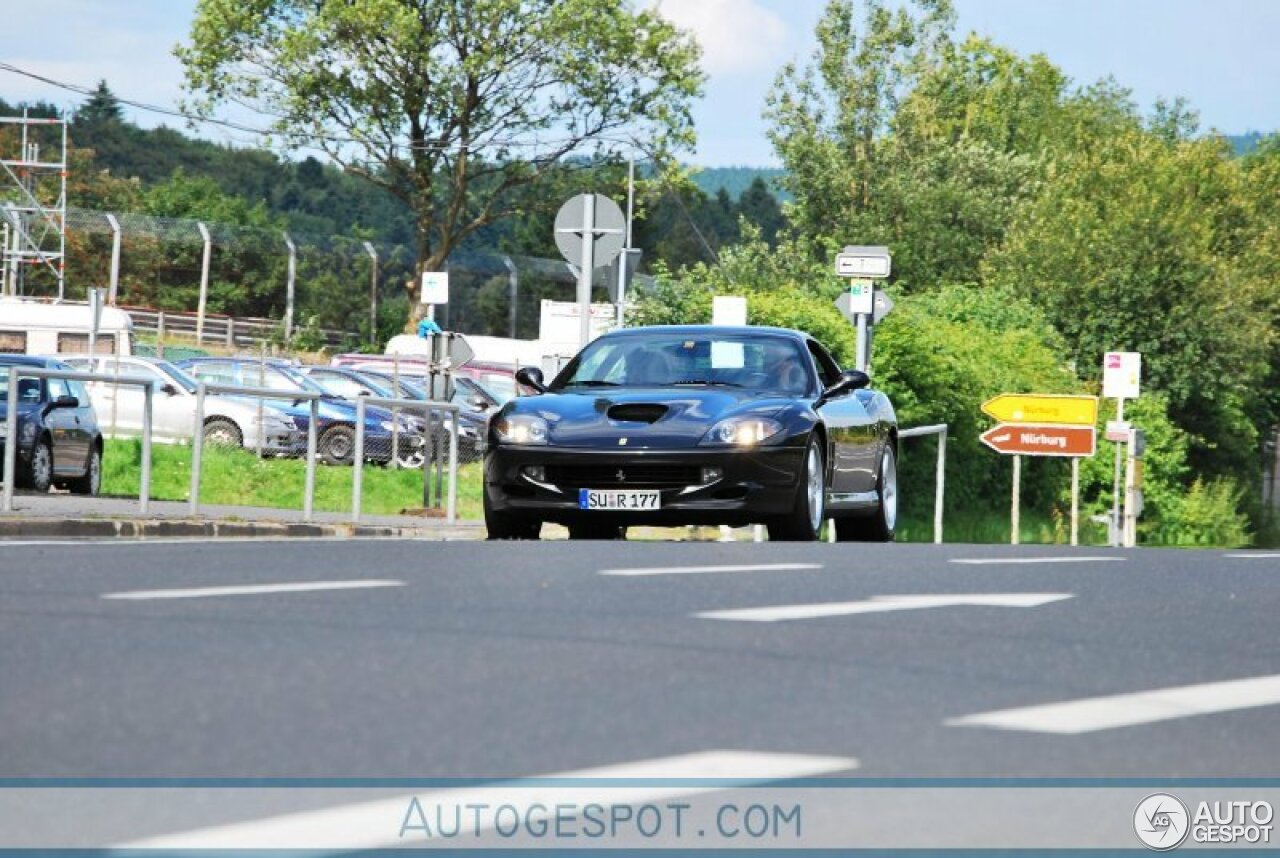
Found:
[1111,398,1125,547]
[196,221,212,343]
[283,232,296,341]
[105,213,121,305]
[616,155,635,329]
[577,194,596,350]
[503,256,518,338]
[1070,457,1080,547]
[1010,454,1021,546]
[363,241,378,348]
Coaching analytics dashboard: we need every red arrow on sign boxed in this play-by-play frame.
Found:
[980,423,1096,457]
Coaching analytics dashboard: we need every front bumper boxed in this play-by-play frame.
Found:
[485,443,806,526]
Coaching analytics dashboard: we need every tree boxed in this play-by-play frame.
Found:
[177,0,703,329]
[74,81,124,127]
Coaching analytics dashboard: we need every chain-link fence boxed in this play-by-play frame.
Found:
[31,206,645,349]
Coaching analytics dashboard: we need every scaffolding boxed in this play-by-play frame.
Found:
[0,110,68,299]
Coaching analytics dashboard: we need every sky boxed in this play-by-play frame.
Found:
[1,0,1278,166]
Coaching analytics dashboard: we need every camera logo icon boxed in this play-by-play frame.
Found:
[1135,793,1190,850]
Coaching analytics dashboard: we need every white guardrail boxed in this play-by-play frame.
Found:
[2,366,156,513]
[352,395,459,525]
[898,423,947,545]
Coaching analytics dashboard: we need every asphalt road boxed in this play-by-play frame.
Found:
[1,537,1276,784]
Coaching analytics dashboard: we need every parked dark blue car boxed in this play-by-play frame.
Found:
[0,355,103,494]
[175,358,424,466]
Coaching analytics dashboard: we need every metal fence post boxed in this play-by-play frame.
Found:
[2,367,16,512]
[283,232,296,342]
[189,382,206,515]
[363,240,378,348]
[448,410,458,524]
[935,428,946,545]
[196,221,212,343]
[140,382,153,514]
[105,212,122,305]
[304,398,317,522]
[352,397,366,523]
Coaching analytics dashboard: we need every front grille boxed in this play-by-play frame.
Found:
[544,463,701,488]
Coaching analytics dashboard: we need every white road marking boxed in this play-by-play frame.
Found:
[697,592,1073,622]
[0,537,444,547]
[600,563,822,577]
[114,750,858,851]
[947,674,1280,734]
[101,580,405,601]
[950,556,1123,565]
[1224,553,1280,559]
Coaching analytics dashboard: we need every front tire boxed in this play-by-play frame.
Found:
[767,436,825,542]
[836,443,897,542]
[484,490,541,540]
[319,425,356,466]
[67,443,102,496]
[204,417,244,449]
[18,438,53,492]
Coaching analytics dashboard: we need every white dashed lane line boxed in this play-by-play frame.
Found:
[950,557,1124,565]
[1223,553,1280,559]
[947,674,1280,734]
[696,593,1074,622]
[101,580,405,601]
[599,563,823,577]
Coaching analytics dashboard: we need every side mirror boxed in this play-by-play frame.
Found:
[162,383,180,397]
[514,366,547,394]
[467,395,491,411]
[816,369,870,406]
[50,394,80,410]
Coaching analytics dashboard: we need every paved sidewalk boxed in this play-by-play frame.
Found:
[0,493,485,540]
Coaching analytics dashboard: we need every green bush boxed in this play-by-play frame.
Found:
[1147,477,1252,547]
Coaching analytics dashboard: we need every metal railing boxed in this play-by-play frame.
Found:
[899,423,948,544]
[191,382,321,520]
[352,395,460,524]
[126,307,351,349]
[2,366,155,513]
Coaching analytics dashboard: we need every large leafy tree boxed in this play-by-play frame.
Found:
[177,0,703,326]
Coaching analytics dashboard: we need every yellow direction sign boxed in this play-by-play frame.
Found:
[981,393,1098,427]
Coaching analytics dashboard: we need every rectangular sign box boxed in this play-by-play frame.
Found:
[579,489,661,511]
[981,393,1098,426]
[980,423,1097,457]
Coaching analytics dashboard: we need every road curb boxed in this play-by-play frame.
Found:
[0,516,485,540]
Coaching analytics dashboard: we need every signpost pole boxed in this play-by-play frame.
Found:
[855,314,869,373]
[1011,454,1021,546]
[577,194,596,350]
[1070,457,1080,546]
[1124,427,1138,548]
[1111,398,1125,548]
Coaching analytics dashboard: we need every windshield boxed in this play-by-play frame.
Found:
[553,333,815,395]
[154,360,200,394]
[274,364,328,395]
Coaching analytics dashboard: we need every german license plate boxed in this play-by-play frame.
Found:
[578,489,661,511]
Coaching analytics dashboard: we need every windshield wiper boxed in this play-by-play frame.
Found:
[565,380,621,387]
[673,379,742,387]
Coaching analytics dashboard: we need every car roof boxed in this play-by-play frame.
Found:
[597,324,809,342]
[0,354,66,368]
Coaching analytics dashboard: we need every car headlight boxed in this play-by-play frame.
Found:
[493,414,549,445]
[703,416,784,446]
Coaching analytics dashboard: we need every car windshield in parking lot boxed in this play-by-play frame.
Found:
[554,332,814,395]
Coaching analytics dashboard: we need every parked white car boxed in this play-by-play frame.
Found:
[60,355,299,453]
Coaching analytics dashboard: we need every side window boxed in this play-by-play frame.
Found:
[806,341,843,387]
[261,367,301,392]
[188,362,238,386]
[67,380,91,404]
[57,333,116,354]
[47,377,70,400]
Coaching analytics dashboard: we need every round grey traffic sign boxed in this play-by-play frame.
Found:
[554,193,626,267]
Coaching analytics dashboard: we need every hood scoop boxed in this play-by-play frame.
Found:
[607,403,669,424]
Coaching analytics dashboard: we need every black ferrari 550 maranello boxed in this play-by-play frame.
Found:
[483,325,899,542]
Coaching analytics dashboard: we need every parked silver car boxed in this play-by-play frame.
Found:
[61,355,299,453]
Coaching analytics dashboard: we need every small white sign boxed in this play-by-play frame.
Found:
[711,341,745,369]
[712,295,748,326]
[1104,420,1131,442]
[847,281,874,316]
[1102,351,1141,399]
[420,271,449,305]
